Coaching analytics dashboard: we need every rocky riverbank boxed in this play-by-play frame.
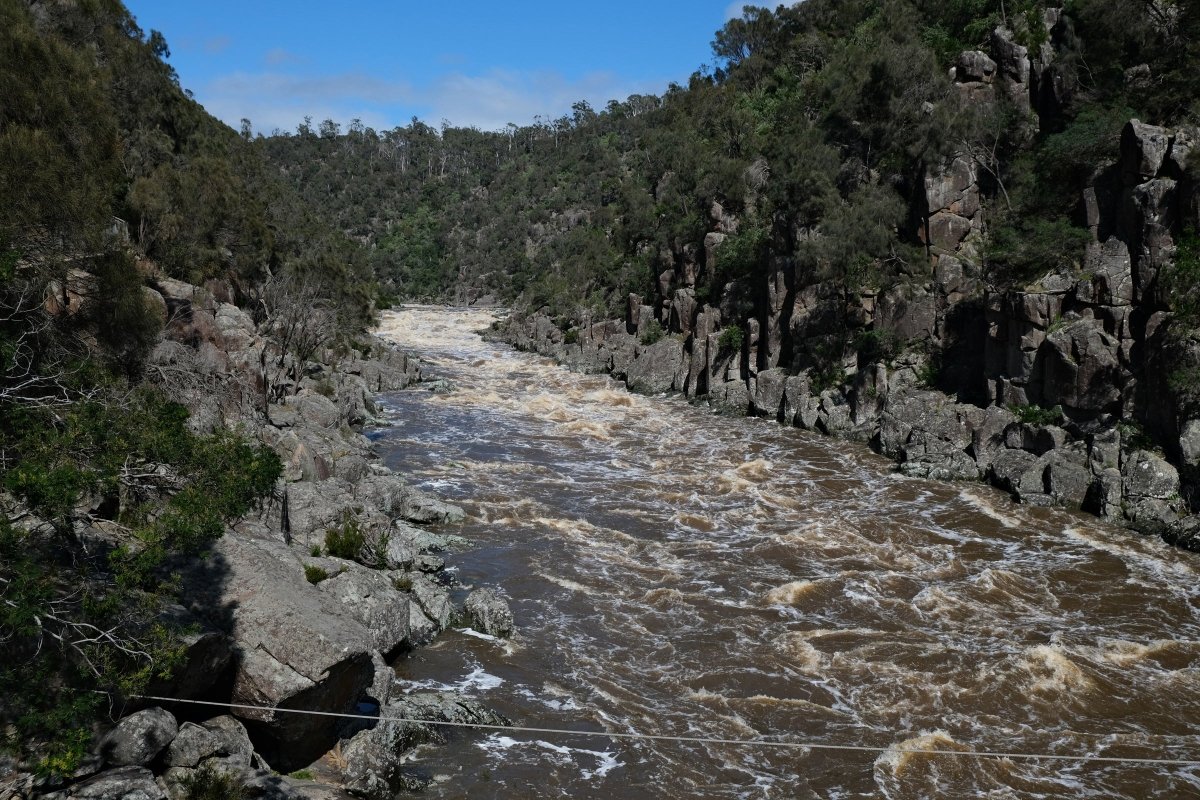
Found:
[496,108,1200,551]
[8,280,514,800]
[500,300,1200,551]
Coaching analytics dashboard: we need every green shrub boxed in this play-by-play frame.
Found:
[639,320,665,345]
[180,764,248,800]
[1118,420,1156,451]
[1008,403,1064,426]
[1164,231,1200,326]
[310,544,322,557]
[314,378,336,398]
[392,574,414,592]
[852,328,900,363]
[717,324,744,354]
[917,360,940,388]
[324,516,365,560]
[564,329,580,345]
[303,565,330,585]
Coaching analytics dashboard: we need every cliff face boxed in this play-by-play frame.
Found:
[502,21,1200,549]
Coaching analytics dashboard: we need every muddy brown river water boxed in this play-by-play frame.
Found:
[372,307,1200,799]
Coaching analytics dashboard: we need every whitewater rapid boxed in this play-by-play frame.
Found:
[372,306,1200,799]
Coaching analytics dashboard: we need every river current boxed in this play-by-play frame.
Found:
[372,307,1200,799]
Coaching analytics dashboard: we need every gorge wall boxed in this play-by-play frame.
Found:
[503,23,1200,551]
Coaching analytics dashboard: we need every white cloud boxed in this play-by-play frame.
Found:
[725,0,805,20]
[424,68,665,132]
[725,1,749,19]
[199,71,412,133]
[203,35,232,54]
[264,48,305,67]
[195,65,667,135]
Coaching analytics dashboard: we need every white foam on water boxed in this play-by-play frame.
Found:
[538,573,594,594]
[957,488,1023,528]
[403,664,504,694]
[454,627,519,656]
[476,734,622,780]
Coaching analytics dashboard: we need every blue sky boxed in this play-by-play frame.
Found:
[123,1,765,134]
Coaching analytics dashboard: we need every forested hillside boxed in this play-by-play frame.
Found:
[265,0,1200,541]
[263,0,1199,319]
[0,0,378,775]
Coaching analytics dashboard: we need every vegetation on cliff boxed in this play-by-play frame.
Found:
[0,0,367,775]
[261,0,1199,321]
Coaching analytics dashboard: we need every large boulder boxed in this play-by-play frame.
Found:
[317,568,412,655]
[340,694,510,799]
[878,389,984,480]
[408,573,453,630]
[1121,449,1182,533]
[98,708,177,767]
[625,337,684,395]
[183,534,377,771]
[66,767,166,800]
[463,588,514,638]
[1121,119,1172,182]
[1039,317,1122,414]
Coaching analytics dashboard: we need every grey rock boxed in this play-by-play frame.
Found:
[1180,420,1200,466]
[1040,318,1122,413]
[955,50,996,83]
[1122,119,1171,181]
[288,393,340,429]
[989,449,1041,495]
[407,601,439,646]
[369,651,395,706]
[339,693,508,799]
[626,337,684,395]
[409,574,453,630]
[98,708,177,767]
[382,531,417,570]
[464,587,514,637]
[752,369,788,420]
[317,568,412,654]
[183,534,375,771]
[710,379,750,413]
[1078,239,1135,306]
[198,716,254,765]
[878,389,982,480]
[1084,467,1124,518]
[68,767,166,800]
[1163,516,1200,553]
[1045,449,1092,508]
[163,723,220,768]
[415,553,445,572]
[1123,450,1180,500]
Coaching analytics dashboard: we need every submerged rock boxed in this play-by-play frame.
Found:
[340,693,511,800]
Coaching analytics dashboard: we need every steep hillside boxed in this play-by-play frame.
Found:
[262,0,1200,539]
[0,0,384,778]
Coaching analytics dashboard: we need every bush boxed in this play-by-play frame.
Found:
[717,324,744,353]
[853,328,900,363]
[1008,403,1064,426]
[324,516,365,560]
[180,764,248,800]
[639,320,665,345]
[303,564,330,585]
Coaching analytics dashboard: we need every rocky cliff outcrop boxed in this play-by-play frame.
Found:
[502,104,1200,550]
[17,277,511,798]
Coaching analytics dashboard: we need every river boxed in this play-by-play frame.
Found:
[371,306,1200,799]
